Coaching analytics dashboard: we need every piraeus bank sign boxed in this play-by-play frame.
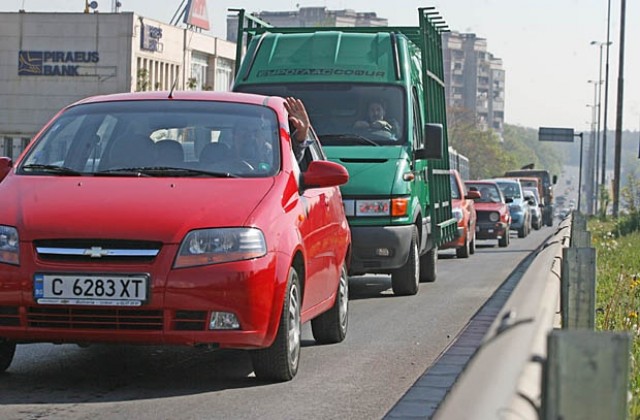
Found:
[18,51,99,76]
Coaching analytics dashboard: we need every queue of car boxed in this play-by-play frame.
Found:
[0,90,552,381]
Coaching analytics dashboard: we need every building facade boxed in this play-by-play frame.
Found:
[442,31,505,133]
[226,7,387,42]
[0,11,236,159]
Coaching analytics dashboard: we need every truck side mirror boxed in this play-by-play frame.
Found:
[415,123,443,160]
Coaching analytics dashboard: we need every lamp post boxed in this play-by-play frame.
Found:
[587,81,599,215]
[600,0,612,198]
[589,41,610,214]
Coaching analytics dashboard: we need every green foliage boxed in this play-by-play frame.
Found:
[447,106,565,180]
[136,69,149,92]
[590,218,640,418]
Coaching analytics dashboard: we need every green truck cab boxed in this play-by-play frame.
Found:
[232,8,456,295]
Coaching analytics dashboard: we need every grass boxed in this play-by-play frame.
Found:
[590,217,640,418]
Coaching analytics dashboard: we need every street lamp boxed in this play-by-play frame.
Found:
[587,80,600,214]
[590,41,611,215]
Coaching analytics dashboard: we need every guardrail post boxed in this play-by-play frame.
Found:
[542,330,630,420]
[561,247,596,329]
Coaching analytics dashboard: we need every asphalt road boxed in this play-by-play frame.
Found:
[0,227,553,420]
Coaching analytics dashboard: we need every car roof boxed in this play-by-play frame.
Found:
[71,90,282,108]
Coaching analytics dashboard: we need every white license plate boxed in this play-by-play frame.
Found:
[34,273,148,306]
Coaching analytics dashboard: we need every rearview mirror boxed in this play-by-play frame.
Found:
[302,160,349,189]
[415,124,443,160]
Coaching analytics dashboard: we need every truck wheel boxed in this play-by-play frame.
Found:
[419,245,438,283]
[251,265,301,381]
[455,231,471,258]
[311,263,348,344]
[391,226,419,295]
[0,340,16,373]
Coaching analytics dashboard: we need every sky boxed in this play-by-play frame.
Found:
[3,0,639,132]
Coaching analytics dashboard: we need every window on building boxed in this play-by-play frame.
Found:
[215,58,233,92]
[190,52,209,91]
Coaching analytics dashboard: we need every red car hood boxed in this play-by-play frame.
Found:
[2,176,275,243]
[473,202,506,212]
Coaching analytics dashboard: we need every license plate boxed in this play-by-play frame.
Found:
[34,273,148,306]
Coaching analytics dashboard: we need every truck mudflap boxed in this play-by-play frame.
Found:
[348,224,414,275]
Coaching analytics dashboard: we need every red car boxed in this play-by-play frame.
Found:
[0,91,351,382]
[441,170,480,258]
[464,180,512,247]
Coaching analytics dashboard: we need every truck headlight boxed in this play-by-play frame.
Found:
[0,225,19,265]
[174,227,266,268]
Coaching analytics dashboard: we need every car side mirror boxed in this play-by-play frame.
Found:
[415,124,443,160]
[302,160,349,189]
[465,190,481,200]
[0,157,12,183]
[552,175,558,184]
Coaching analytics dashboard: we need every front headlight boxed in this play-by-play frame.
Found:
[174,227,266,268]
[452,207,463,222]
[489,212,500,222]
[0,225,19,265]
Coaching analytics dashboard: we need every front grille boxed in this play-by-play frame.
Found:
[173,311,207,331]
[27,307,163,330]
[476,211,495,223]
[34,239,162,263]
[0,306,20,326]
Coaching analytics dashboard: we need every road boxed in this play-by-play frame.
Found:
[0,227,553,420]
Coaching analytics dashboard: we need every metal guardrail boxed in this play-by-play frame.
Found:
[431,216,570,419]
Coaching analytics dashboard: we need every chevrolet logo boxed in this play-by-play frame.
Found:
[84,247,111,258]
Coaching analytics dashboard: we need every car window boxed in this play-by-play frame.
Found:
[19,100,281,178]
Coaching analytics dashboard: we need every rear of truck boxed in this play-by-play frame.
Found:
[504,169,555,226]
[232,8,456,295]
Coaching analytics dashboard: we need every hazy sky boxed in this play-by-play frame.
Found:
[3,0,638,132]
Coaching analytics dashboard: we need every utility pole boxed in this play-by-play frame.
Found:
[612,0,626,217]
[600,0,612,197]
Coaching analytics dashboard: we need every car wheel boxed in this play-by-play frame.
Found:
[0,340,16,373]
[391,226,419,295]
[250,265,301,381]
[419,245,437,283]
[498,231,509,247]
[311,263,348,344]
[517,224,526,238]
[455,230,471,259]
[469,231,476,255]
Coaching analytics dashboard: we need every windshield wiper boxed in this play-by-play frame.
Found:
[97,167,238,178]
[318,134,380,147]
[22,164,82,175]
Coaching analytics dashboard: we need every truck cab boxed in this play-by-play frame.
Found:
[232,8,456,295]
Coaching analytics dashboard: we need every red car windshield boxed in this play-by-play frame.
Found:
[19,100,281,178]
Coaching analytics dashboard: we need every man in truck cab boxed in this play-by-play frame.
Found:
[353,100,399,139]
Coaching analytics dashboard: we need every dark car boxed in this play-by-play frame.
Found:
[465,180,512,247]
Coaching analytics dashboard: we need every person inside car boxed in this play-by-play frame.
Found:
[353,100,399,138]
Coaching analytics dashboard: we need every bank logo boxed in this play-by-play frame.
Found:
[18,51,43,75]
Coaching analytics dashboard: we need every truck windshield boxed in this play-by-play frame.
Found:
[237,83,405,146]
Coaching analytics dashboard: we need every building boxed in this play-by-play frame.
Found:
[0,11,236,159]
[226,6,388,42]
[442,31,505,133]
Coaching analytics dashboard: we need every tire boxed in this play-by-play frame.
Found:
[498,231,509,247]
[311,263,348,344]
[455,229,471,259]
[0,340,16,373]
[469,231,476,255]
[391,226,419,295]
[419,245,438,283]
[250,266,301,382]
[517,224,526,238]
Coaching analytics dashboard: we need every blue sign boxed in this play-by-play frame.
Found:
[18,50,99,76]
[141,24,163,52]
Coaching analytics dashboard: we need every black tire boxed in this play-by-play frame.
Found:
[498,231,509,247]
[391,226,419,295]
[311,263,348,344]
[469,231,476,255]
[250,266,301,382]
[419,245,438,283]
[0,340,16,373]
[455,230,471,259]
[517,224,526,238]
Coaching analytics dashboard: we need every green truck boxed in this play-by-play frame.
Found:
[232,8,456,295]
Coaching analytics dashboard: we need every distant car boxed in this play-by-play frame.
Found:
[494,178,531,238]
[0,90,352,382]
[523,189,542,230]
[441,169,480,258]
[465,180,512,247]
